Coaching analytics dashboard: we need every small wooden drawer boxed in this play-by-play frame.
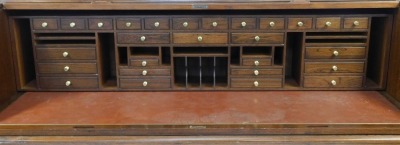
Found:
[39,77,99,89]
[37,63,98,74]
[288,18,313,30]
[231,68,283,76]
[32,18,58,30]
[144,18,170,30]
[117,33,170,44]
[173,33,228,44]
[89,18,113,30]
[316,17,341,30]
[260,18,285,30]
[130,58,159,67]
[304,62,365,74]
[173,18,199,30]
[60,18,86,30]
[231,18,257,30]
[36,47,96,60]
[303,76,363,88]
[242,58,272,66]
[344,17,369,29]
[231,78,283,88]
[202,18,228,30]
[231,33,284,44]
[120,68,171,76]
[116,18,141,30]
[119,78,171,89]
[305,47,366,59]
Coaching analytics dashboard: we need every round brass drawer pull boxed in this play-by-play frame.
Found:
[143,81,148,87]
[41,22,48,28]
[254,36,260,42]
[254,60,260,66]
[63,52,69,57]
[325,21,332,27]
[126,22,132,27]
[333,50,339,56]
[154,22,160,27]
[254,70,259,76]
[142,70,147,76]
[141,61,147,67]
[183,22,188,27]
[269,21,275,27]
[70,22,76,28]
[332,65,338,71]
[212,22,218,27]
[241,21,247,27]
[65,81,71,87]
[198,36,203,42]
[353,21,360,26]
[64,66,70,72]
[97,22,104,28]
[140,36,146,42]
[297,21,304,27]
[254,81,259,87]
[331,80,337,86]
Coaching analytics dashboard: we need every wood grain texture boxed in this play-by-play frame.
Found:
[119,68,170,76]
[173,33,228,44]
[343,17,369,29]
[202,18,228,30]
[304,62,365,73]
[288,18,313,30]
[130,58,159,67]
[231,68,283,76]
[119,77,171,89]
[32,18,58,30]
[36,47,96,60]
[231,78,283,88]
[387,8,400,103]
[231,18,257,30]
[37,63,98,74]
[88,18,113,30]
[304,76,363,88]
[38,77,99,89]
[260,18,285,30]
[242,58,272,66]
[231,33,284,44]
[60,18,87,30]
[117,33,170,44]
[316,17,341,29]
[305,47,366,59]
[173,18,199,30]
[144,18,170,30]
[116,18,141,30]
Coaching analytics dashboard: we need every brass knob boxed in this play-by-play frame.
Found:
[254,36,260,42]
[97,22,104,28]
[41,22,48,28]
[325,21,332,27]
[333,50,339,56]
[331,80,337,86]
[197,36,203,42]
[254,81,259,87]
[154,22,160,27]
[254,60,260,66]
[65,81,71,87]
[142,70,147,76]
[126,22,132,27]
[353,21,360,26]
[254,70,259,76]
[297,21,304,27]
[241,21,247,27]
[140,36,146,42]
[269,21,275,27]
[183,22,188,27]
[332,65,338,71]
[141,61,147,67]
[69,22,76,28]
[143,81,148,87]
[63,52,69,57]
[212,22,218,27]
[64,66,70,72]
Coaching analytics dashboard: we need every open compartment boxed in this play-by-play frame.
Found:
[173,47,228,56]
[230,46,240,66]
[130,46,159,57]
[173,57,188,88]
[98,33,117,88]
[117,47,128,66]
[242,46,272,58]
[161,47,171,65]
[187,57,201,88]
[274,46,284,66]
[285,32,303,88]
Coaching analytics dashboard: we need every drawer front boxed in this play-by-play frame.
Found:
[89,18,113,30]
[173,33,228,44]
[32,18,58,30]
[36,47,96,60]
[202,18,228,30]
[37,63,98,74]
[39,77,99,89]
[231,78,283,88]
[316,17,341,30]
[242,58,272,66]
[61,18,86,30]
[120,68,171,76]
[288,18,313,30]
[231,68,283,76]
[173,18,199,30]
[231,33,284,44]
[304,76,363,88]
[231,18,257,30]
[304,62,365,74]
[130,59,159,67]
[260,18,285,30]
[120,78,171,89]
[117,33,170,44]
[344,17,369,29]
[116,18,141,30]
[305,47,366,59]
[144,18,170,30]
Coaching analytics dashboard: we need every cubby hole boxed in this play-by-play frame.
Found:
[173,47,228,55]
[35,40,96,45]
[285,32,303,88]
[173,57,187,88]
[242,46,272,57]
[274,46,284,66]
[118,47,128,66]
[11,18,36,90]
[98,33,117,88]
[230,47,240,66]
[187,57,201,88]
[161,47,171,65]
[130,47,159,57]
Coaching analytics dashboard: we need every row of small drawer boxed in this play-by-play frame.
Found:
[32,17,369,30]
[117,33,284,44]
